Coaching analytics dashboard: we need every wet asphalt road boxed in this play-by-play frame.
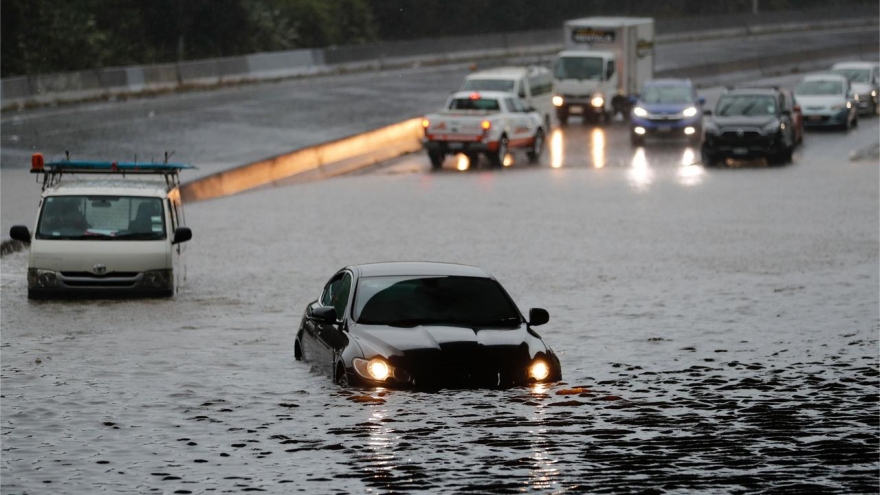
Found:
[1,29,879,495]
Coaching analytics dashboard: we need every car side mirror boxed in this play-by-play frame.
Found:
[311,305,337,323]
[172,227,192,244]
[698,96,706,106]
[9,225,31,243]
[529,308,549,326]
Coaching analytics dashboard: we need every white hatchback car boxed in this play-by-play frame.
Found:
[830,61,880,116]
[794,73,859,131]
[9,154,194,299]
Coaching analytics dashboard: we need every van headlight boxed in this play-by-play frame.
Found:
[28,268,57,288]
[141,269,172,289]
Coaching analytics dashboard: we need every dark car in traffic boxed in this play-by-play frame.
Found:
[630,78,705,146]
[701,86,798,166]
[295,261,562,389]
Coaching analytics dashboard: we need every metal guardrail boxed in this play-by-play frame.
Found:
[2,7,877,108]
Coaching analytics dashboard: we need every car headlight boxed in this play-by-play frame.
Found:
[591,95,605,108]
[762,120,782,133]
[682,106,698,118]
[353,357,393,381]
[552,95,564,107]
[528,359,551,381]
[142,269,172,289]
[704,121,720,135]
[28,268,57,288]
[632,106,648,117]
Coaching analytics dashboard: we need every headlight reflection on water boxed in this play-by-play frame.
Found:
[591,128,606,169]
[550,129,563,168]
[627,147,653,191]
[527,383,560,491]
[677,148,705,187]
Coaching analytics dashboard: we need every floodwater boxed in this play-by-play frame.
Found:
[2,104,878,493]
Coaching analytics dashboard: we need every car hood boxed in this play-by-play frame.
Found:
[794,94,845,107]
[709,115,778,127]
[850,82,873,94]
[353,323,534,356]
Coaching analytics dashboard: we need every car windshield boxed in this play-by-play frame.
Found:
[554,56,603,80]
[448,96,500,111]
[460,79,515,93]
[830,68,870,83]
[641,85,693,104]
[796,80,843,96]
[353,275,522,328]
[715,94,777,117]
[36,195,165,240]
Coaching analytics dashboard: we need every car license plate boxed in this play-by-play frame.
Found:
[658,126,672,132]
[569,105,583,114]
[807,115,822,121]
[448,142,463,150]
[733,147,748,155]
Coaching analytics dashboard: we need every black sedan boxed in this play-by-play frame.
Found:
[295,261,562,389]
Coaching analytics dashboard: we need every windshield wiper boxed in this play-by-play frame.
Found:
[114,232,162,240]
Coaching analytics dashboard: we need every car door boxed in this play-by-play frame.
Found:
[312,272,353,374]
[505,97,536,146]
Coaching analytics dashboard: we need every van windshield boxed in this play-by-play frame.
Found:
[36,196,166,240]
[460,79,516,93]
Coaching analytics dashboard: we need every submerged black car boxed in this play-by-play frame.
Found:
[295,262,562,389]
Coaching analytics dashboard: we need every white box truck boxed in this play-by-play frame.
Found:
[552,17,654,125]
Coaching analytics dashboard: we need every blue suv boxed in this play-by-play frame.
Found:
[630,79,705,146]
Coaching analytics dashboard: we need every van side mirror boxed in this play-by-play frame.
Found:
[9,225,31,243]
[172,227,192,244]
[529,308,549,326]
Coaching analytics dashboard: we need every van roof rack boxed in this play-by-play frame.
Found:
[30,152,195,191]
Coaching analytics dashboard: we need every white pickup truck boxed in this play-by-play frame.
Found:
[421,91,546,169]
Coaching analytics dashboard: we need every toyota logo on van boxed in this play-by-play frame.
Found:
[93,264,107,275]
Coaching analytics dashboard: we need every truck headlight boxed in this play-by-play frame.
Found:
[590,95,604,108]
[632,106,648,117]
[552,95,564,107]
[142,269,172,289]
[28,268,58,288]
[682,106,698,117]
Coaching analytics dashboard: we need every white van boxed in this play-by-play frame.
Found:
[9,154,194,299]
[459,66,556,128]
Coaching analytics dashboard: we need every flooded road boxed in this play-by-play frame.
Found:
[2,92,878,493]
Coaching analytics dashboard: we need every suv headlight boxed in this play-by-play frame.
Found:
[682,106,698,117]
[704,121,720,135]
[141,269,173,289]
[632,106,648,117]
[762,120,782,133]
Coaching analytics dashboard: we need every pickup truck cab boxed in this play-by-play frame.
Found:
[421,91,546,169]
[8,154,194,299]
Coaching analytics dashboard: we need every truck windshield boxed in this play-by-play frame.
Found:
[554,56,603,80]
[353,275,522,328]
[36,195,166,241]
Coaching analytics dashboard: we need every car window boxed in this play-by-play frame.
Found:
[796,80,843,96]
[715,95,776,117]
[321,273,352,319]
[507,97,526,112]
[831,68,870,83]
[449,96,500,111]
[353,275,522,327]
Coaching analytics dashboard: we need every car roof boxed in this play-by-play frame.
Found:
[449,90,515,100]
[350,261,492,279]
[42,179,175,198]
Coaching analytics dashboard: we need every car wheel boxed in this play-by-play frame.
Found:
[427,150,444,170]
[527,130,545,163]
[489,136,508,168]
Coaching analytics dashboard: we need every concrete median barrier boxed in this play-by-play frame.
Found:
[180,118,425,202]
